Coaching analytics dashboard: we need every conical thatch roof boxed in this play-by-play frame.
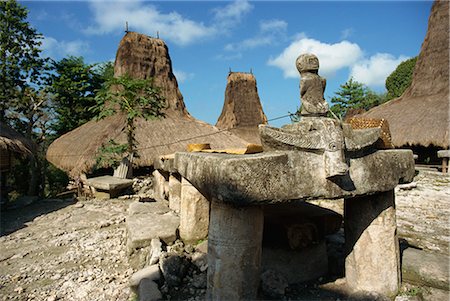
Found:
[216,72,268,144]
[362,0,449,148]
[0,122,35,156]
[47,32,247,177]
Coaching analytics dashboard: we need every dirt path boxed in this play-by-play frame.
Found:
[0,198,134,301]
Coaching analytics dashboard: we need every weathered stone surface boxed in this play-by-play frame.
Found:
[86,175,133,191]
[138,278,162,301]
[174,149,415,205]
[126,212,179,254]
[437,150,450,158]
[402,248,449,291]
[296,53,329,116]
[168,174,181,213]
[344,190,400,297]
[128,201,170,216]
[129,264,161,289]
[262,241,328,284]
[206,200,264,300]
[152,170,168,202]
[147,238,162,266]
[179,178,209,243]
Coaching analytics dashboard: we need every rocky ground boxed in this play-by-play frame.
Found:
[0,198,134,301]
[0,169,448,301]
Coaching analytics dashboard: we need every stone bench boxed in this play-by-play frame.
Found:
[85,175,133,199]
[437,150,449,173]
[174,149,415,300]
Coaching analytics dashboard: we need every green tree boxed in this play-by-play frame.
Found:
[330,78,387,118]
[1,0,51,196]
[94,74,166,167]
[0,0,47,123]
[385,56,417,100]
[330,78,367,118]
[47,56,104,136]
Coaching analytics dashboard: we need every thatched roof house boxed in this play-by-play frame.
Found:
[47,32,247,177]
[0,122,35,172]
[361,0,449,148]
[216,72,268,144]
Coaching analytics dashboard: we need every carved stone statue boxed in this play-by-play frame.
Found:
[296,54,329,116]
[260,53,381,178]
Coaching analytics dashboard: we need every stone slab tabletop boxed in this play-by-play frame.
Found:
[174,149,415,204]
[85,175,134,191]
[437,150,450,158]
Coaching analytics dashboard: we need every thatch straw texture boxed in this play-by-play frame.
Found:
[114,32,190,118]
[216,72,268,144]
[47,113,247,177]
[362,0,449,148]
[47,32,247,177]
[0,122,34,156]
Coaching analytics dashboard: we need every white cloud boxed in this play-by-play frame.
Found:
[213,0,253,29]
[224,19,287,52]
[173,69,194,83]
[42,36,90,58]
[268,36,363,78]
[85,0,252,46]
[350,53,409,87]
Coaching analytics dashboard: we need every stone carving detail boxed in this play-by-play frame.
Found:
[260,53,382,179]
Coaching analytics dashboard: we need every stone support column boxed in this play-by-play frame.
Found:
[344,190,400,297]
[179,178,210,242]
[168,174,181,213]
[206,200,264,301]
[152,169,168,202]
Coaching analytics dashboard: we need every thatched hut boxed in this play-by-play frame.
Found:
[1,122,35,203]
[216,72,268,144]
[361,0,449,156]
[46,32,247,177]
[0,122,35,172]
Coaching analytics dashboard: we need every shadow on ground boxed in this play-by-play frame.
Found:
[0,197,76,236]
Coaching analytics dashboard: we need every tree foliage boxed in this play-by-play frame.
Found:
[47,56,104,136]
[330,78,386,119]
[94,74,166,166]
[0,0,48,123]
[385,56,417,100]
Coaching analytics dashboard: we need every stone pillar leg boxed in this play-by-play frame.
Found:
[344,190,400,297]
[168,174,181,213]
[207,200,264,301]
[179,178,210,243]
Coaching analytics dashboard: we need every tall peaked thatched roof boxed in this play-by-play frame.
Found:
[362,0,449,148]
[0,122,35,156]
[46,32,247,177]
[216,72,268,144]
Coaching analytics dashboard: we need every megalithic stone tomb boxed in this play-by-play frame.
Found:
[174,53,415,300]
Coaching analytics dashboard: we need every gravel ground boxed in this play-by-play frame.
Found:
[0,198,134,301]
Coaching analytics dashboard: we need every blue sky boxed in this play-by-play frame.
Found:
[23,0,432,127]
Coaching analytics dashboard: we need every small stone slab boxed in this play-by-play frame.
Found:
[129,264,161,289]
[402,248,449,290]
[174,149,415,204]
[126,212,179,251]
[86,175,133,191]
[437,150,450,158]
[128,201,170,216]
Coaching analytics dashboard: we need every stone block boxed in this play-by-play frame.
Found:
[128,201,170,216]
[168,174,181,213]
[138,278,162,301]
[174,149,415,204]
[152,170,168,202]
[344,190,400,297]
[262,241,328,284]
[129,264,161,290]
[402,248,449,291]
[179,178,209,243]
